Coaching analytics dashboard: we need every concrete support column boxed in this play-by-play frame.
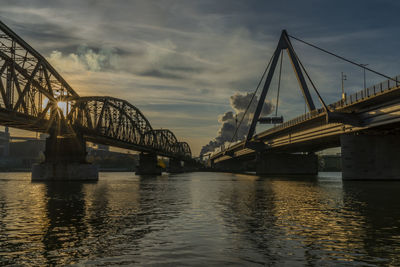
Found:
[256,152,318,175]
[136,152,161,175]
[43,134,87,163]
[341,134,400,180]
[214,158,253,173]
[32,134,98,181]
[168,158,184,173]
[183,159,201,172]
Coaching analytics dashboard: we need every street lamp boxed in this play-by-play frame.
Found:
[360,64,368,90]
[341,72,347,100]
[235,114,238,142]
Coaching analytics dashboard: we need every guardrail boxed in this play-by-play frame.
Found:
[260,75,400,137]
[331,75,400,108]
[213,75,400,157]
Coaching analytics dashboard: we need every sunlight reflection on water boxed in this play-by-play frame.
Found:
[0,172,400,266]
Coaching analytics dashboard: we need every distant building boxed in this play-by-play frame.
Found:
[0,128,138,171]
[9,139,45,158]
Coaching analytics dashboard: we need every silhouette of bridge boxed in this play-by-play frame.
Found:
[0,20,192,179]
[211,30,400,180]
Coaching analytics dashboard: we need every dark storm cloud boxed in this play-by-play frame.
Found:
[164,65,205,73]
[0,17,81,50]
[140,64,206,81]
[13,22,79,42]
[139,69,184,80]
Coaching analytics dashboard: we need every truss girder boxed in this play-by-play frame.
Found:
[0,20,191,159]
[68,97,191,158]
[0,20,78,127]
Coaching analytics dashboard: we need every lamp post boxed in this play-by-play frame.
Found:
[235,114,238,142]
[341,72,347,100]
[361,64,368,90]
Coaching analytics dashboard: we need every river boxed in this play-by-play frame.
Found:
[0,172,399,266]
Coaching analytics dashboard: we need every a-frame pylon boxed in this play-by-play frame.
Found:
[246,30,316,144]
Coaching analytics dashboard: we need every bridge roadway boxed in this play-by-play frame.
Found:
[0,20,194,179]
[211,76,400,179]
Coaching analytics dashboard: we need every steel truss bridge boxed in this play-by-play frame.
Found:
[0,20,191,159]
[211,30,400,164]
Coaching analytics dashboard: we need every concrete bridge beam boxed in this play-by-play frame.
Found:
[136,152,162,175]
[256,152,318,175]
[32,134,98,181]
[341,134,400,180]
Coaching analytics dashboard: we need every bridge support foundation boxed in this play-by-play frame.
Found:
[256,152,318,175]
[168,158,184,173]
[213,158,254,173]
[32,134,98,181]
[341,134,400,180]
[183,160,201,172]
[136,153,162,175]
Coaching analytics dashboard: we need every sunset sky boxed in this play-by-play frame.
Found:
[1,0,400,155]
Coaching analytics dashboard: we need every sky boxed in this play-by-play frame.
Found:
[1,0,400,156]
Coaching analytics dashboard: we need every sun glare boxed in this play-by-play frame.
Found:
[56,101,68,116]
[57,101,66,110]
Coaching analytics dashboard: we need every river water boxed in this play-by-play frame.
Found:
[0,172,400,266]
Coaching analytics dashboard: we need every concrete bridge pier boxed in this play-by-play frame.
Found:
[136,152,162,175]
[168,158,184,173]
[213,158,253,173]
[183,159,202,172]
[32,134,98,181]
[256,152,318,175]
[341,134,400,180]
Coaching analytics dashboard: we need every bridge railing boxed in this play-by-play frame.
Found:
[329,75,400,109]
[255,107,325,138]
[256,74,400,139]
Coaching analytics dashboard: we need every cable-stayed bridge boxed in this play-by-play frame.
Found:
[210,30,400,180]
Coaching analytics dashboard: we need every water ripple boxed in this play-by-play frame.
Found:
[0,172,400,265]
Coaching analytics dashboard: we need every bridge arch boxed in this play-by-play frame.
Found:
[177,142,192,158]
[0,20,78,119]
[66,96,191,158]
[151,129,179,154]
[67,96,153,146]
[0,20,192,163]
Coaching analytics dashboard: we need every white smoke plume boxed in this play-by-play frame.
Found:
[200,92,274,156]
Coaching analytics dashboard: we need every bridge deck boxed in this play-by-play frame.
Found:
[212,75,400,163]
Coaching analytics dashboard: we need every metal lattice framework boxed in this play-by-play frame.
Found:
[0,20,191,159]
[0,21,77,131]
[68,97,191,158]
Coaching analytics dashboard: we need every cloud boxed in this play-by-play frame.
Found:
[139,69,184,79]
[3,0,400,156]
[200,91,274,156]
[48,45,120,73]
